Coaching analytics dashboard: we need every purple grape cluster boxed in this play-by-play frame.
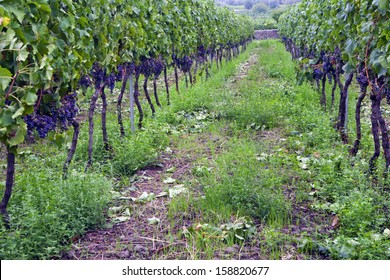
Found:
[138,58,165,78]
[90,62,106,89]
[152,58,164,78]
[332,48,344,73]
[79,74,92,88]
[312,68,323,81]
[134,63,142,76]
[384,86,390,105]
[125,62,135,74]
[25,92,78,138]
[58,93,78,130]
[356,70,369,93]
[322,55,335,83]
[116,62,135,81]
[139,58,155,77]
[116,64,125,81]
[197,46,206,59]
[106,73,116,92]
[176,55,193,73]
[25,114,57,138]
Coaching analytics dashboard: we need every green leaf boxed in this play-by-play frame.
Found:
[8,6,26,24]
[0,127,6,137]
[8,124,26,146]
[345,39,357,54]
[112,216,130,223]
[132,7,140,15]
[0,109,14,127]
[55,39,67,52]
[17,46,29,62]
[39,4,52,13]
[23,91,37,106]
[12,107,24,119]
[378,0,388,11]
[0,67,12,91]
[49,132,66,149]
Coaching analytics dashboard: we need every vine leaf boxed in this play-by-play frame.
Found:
[0,67,12,91]
[12,107,24,119]
[8,124,26,147]
[23,91,37,106]
[17,46,29,62]
[378,0,389,13]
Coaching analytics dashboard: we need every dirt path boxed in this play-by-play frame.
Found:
[64,145,191,260]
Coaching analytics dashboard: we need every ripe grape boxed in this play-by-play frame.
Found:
[356,71,369,93]
[79,75,92,88]
[90,62,105,89]
[25,91,78,138]
[176,55,193,73]
[106,73,116,93]
[152,58,164,78]
[312,68,323,81]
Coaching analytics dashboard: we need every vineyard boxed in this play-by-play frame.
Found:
[1,0,390,260]
[279,0,390,170]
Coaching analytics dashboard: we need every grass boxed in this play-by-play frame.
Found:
[1,40,389,260]
[164,40,390,259]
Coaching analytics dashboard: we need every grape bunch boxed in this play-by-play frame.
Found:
[25,91,78,138]
[197,45,206,56]
[90,62,106,89]
[134,63,142,76]
[106,73,116,93]
[58,92,78,130]
[139,58,154,77]
[332,47,344,73]
[125,62,135,75]
[322,55,335,83]
[384,86,390,105]
[197,45,206,63]
[312,68,323,81]
[176,55,193,73]
[25,114,57,139]
[79,74,92,89]
[116,64,125,82]
[356,70,369,93]
[152,58,164,78]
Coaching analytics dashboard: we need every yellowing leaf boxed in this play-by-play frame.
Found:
[331,215,340,228]
[0,17,11,26]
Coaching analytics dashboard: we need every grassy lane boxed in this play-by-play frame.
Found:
[159,40,390,260]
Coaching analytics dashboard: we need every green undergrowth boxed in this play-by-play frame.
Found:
[166,40,390,260]
[0,158,111,259]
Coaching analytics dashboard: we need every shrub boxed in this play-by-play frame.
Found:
[0,169,112,259]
